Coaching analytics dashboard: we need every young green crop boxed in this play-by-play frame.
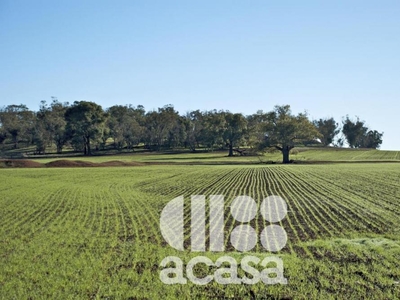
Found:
[0,164,399,298]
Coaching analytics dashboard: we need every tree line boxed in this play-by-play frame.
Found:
[0,98,383,163]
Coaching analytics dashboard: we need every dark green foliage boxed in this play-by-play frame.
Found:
[0,100,385,156]
[313,118,340,146]
[182,110,204,152]
[257,105,321,163]
[222,112,248,156]
[360,130,384,149]
[106,105,145,150]
[65,101,107,155]
[35,98,69,154]
[342,116,383,149]
[144,105,180,150]
[0,104,34,149]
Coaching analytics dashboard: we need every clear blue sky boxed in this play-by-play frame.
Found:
[1,0,399,149]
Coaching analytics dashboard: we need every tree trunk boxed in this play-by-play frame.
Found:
[13,135,18,149]
[228,143,233,157]
[86,137,91,155]
[55,135,63,154]
[282,146,290,164]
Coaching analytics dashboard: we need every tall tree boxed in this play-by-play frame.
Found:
[260,105,320,163]
[200,110,226,151]
[342,116,383,149]
[144,105,179,150]
[313,118,340,146]
[0,104,34,148]
[0,126,6,145]
[246,110,269,149]
[222,112,248,156]
[36,98,69,153]
[32,112,48,154]
[342,116,367,148]
[65,101,107,155]
[122,105,145,150]
[182,110,205,152]
[360,130,384,149]
[107,105,130,149]
[107,104,145,150]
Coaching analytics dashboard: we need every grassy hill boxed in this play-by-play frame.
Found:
[291,148,400,162]
[0,147,397,165]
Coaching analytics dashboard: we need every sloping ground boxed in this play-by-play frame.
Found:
[292,148,400,161]
[45,160,97,167]
[1,148,400,167]
[0,159,42,168]
[45,160,144,167]
[0,159,144,168]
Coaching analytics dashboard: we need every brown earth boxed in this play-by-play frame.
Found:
[99,160,144,167]
[45,160,97,167]
[1,158,398,169]
[45,160,145,167]
[0,159,43,168]
[0,159,145,168]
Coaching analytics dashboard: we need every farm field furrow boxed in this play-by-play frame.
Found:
[302,167,398,232]
[0,164,399,299]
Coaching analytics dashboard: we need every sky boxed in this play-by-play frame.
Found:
[0,0,399,149]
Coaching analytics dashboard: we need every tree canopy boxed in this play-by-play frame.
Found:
[342,116,383,149]
[258,105,321,163]
[0,99,385,160]
[313,118,340,146]
[65,101,107,155]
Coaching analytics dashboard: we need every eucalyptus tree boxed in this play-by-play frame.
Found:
[65,101,107,155]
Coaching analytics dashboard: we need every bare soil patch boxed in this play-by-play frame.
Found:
[45,160,145,168]
[99,160,144,167]
[0,159,43,168]
[45,160,97,167]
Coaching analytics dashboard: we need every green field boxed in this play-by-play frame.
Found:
[15,148,400,165]
[1,157,399,299]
